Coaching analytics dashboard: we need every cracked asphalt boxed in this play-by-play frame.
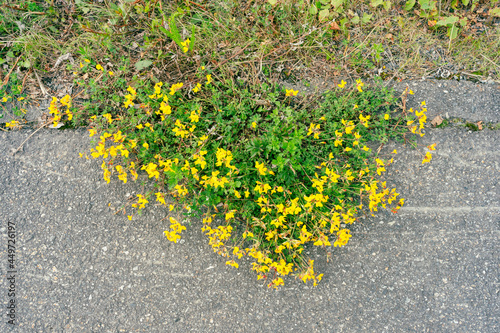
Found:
[0,80,499,332]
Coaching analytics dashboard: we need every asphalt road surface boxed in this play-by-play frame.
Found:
[0,80,498,332]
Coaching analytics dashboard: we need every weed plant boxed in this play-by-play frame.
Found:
[58,60,433,288]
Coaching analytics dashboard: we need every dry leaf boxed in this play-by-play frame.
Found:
[330,21,340,30]
[431,115,443,127]
[477,121,483,130]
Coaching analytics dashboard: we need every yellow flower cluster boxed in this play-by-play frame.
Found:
[48,95,73,127]
[200,171,229,189]
[141,162,160,180]
[164,217,186,243]
[5,120,20,129]
[132,194,149,209]
[124,86,137,108]
[202,224,233,254]
[172,119,195,138]
[298,260,323,286]
[307,123,321,139]
[180,39,190,53]
[170,82,183,95]
[148,82,163,99]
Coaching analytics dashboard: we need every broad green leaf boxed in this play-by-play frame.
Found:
[330,0,344,9]
[370,0,384,7]
[436,16,459,26]
[309,4,318,15]
[351,14,360,24]
[135,60,153,71]
[448,25,459,40]
[490,8,500,17]
[404,0,416,10]
[319,8,331,21]
[418,0,436,10]
[362,13,373,23]
[461,0,469,6]
[267,0,277,5]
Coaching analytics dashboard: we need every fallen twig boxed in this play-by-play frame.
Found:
[33,70,48,96]
[2,55,22,87]
[11,121,51,156]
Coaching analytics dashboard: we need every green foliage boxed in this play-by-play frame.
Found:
[75,71,428,287]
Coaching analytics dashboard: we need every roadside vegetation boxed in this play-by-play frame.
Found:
[1,0,498,287]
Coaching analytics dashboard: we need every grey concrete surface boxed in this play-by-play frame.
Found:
[0,81,499,332]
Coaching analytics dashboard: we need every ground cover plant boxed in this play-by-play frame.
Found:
[1,0,494,286]
[54,61,433,287]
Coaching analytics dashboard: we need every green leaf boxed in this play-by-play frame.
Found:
[309,4,318,15]
[448,25,459,40]
[404,0,416,10]
[370,0,384,7]
[461,0,469,6]
[436,16,459,27]
[318,8,330,21]
[418,0,436,10]
[362,13,373,23]
[134,60,153,71]
[490,8,500,17]
[330,0,344,9]
[351,14,360,24]
[267,0,277,5]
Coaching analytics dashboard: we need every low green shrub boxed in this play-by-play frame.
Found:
[55,61,432,288]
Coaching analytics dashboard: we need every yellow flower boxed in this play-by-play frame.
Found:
[285,89,298,97]
[108,71,114,76]
[427,143,436,151]
[422,152,432,164]
[226,260,239,268]
[255,161,268,175]
[384,114,390,120]
[192,83,201,93]
[225,210,235,220]
[143,142,149,149]
[84,59,90,63]
[96,64,104,71]
[355,79,364,92]
[251,122,257,129]
[5,120,20,129]
[337,80,346,88]
[180,38,190,53]
[206,74,212,85]
[169,82,183,95]
[189,110,200,123]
